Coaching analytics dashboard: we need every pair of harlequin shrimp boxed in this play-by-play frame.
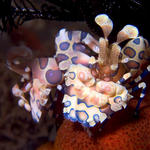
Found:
[7,14,150,127]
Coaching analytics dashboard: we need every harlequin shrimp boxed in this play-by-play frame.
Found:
[7,14,150,127]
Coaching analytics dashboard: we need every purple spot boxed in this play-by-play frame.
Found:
[81,32,88,41]
[123,47,136,58]
[68,72,76,80]
[138,51,144,59]
[45,70,63,85]
[68,31,72,40]
[72,43,86,52]
[59,42,70,50]
[71,56,78,64]
[64,101,71,107]
[93,114,99,123]
[133,38,140,45]
[39,58,48,69]
[56,54,69,63]
[114,96,122,103]
[126,60,140,69]
[76,110,88,123]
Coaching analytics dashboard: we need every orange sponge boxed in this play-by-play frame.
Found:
[54,96,150,150]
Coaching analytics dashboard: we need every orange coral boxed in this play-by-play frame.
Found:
[54,91,150,150]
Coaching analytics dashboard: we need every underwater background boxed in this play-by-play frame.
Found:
[0,0,150,150]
